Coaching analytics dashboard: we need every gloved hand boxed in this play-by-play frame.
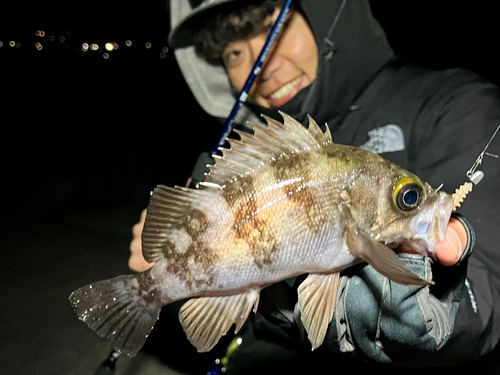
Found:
[318,213,475,363]
[325,253,467,364]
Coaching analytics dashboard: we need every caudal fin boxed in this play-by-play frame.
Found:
[69,274,161,357]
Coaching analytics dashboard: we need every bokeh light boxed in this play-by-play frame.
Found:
[5,29,172,61]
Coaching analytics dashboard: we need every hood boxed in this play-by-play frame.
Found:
[169,0,394,128]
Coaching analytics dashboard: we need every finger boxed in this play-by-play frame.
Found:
[132,209,147,237]
[130,237,142,255]
[132,222,144,237]
[128,253,155,272]
[435,218,467,266]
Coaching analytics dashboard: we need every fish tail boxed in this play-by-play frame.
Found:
[69,274,161,357]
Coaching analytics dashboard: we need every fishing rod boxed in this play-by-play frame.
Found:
[93,1,293,373]
[211,0,294,154]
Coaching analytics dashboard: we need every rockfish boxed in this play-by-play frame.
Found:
[69,112,456,356]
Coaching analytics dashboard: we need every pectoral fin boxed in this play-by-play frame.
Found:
[179,289,260,352]
[346,226,433,286]
[297,273,339,350]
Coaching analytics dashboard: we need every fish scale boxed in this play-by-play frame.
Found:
[69,112,455,357]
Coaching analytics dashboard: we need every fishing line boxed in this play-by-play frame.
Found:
[211,0,294,154]
[466,123,500,185]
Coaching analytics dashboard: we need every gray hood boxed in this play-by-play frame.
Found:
[170,0,257,123]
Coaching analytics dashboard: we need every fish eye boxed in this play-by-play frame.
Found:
[393,177,424,211]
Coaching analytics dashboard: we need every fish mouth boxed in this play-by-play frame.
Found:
[404,191,455,258]
[266,75,303,107]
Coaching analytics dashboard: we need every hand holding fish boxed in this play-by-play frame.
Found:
[129,209,468,271]
[128,187,469,274]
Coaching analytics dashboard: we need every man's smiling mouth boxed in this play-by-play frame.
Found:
[266,75,303,106]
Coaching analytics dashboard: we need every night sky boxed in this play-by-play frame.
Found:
[1,0,222,220]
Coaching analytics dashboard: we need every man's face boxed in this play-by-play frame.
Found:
[222,8,318,108]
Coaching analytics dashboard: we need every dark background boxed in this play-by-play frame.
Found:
[1,1,499,374]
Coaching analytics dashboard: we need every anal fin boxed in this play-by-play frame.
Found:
[179,289,260,352]
[346,226,433,286]
[297,272,339,350]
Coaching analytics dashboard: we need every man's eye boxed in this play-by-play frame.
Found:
[223,50,243,67]
[226,50,241,60]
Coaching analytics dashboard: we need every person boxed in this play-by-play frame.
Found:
[129,0,500,371]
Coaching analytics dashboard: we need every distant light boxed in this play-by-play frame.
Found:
[145,42,152,49]
[0,41,3,49]
[48,35,55,41]
[105,43,114,51]
[159,52,166,59]
[162,46,169,53]
[9,41,15,47]
[82,43,89,52]
[125,40,132,47]
[103,52,110,59]
[59,36,65,43]
[35,42,43,50]
[90,44,99,51]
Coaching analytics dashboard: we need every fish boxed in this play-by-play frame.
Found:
[69,112,456,357]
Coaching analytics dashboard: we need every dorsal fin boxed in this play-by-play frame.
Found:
[306,114,332,144]
[205,112,332,186]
